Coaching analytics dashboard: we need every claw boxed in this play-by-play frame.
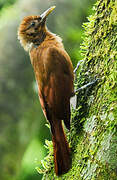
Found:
[75,78,100,94]
[74,60,84,74]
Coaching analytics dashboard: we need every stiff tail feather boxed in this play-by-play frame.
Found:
[51,119,71,175]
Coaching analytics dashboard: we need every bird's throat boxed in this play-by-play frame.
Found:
[18,29,46,51]
[32,30,46,46]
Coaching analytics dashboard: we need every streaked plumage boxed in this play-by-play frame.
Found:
[18,6,74,175]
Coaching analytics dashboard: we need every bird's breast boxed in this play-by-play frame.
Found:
[30,46,49,87]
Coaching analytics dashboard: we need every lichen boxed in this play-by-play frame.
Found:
[37,0,117,179]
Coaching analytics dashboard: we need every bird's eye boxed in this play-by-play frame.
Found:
[31,22,35,27]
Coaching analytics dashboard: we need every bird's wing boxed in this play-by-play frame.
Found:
[38,47,74,129]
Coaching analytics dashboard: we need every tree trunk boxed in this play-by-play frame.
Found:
[39,0,117,179]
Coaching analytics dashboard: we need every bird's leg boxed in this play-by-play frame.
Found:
[74,60,84,74]
[71,78,100,97]
[75,78,100,94]
[70,60,83,108]
[73,60,98,96]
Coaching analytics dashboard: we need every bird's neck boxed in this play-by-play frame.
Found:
[29,30,64,51]
[43,30,64,49]
[31,30,46,46]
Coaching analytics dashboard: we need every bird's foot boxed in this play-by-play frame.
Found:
[74,60,84,74]
[74,78,100,94]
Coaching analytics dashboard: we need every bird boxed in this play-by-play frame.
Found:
[18,6,74,176]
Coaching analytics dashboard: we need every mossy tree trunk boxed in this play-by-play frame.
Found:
[38,0,117,179]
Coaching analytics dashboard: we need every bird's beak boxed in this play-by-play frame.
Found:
[40,6,56,20]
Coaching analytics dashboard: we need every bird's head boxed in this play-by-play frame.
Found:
[18,6,56,51]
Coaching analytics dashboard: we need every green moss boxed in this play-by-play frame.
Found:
[37,0,117,179]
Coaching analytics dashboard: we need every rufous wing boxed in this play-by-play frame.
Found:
[37,47,74,129]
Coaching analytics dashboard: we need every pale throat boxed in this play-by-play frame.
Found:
[18,29,63,52]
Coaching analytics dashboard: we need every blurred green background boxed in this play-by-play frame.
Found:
[0,0,96,179]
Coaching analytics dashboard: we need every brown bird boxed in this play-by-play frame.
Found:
[18,6,74,175]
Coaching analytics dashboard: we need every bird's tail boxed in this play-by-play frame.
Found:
[51,119,71,176]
